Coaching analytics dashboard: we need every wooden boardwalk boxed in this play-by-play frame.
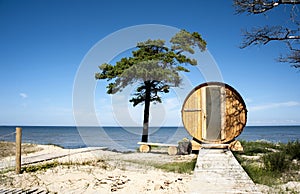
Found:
[0,147,106,171]
[0,147,106,193]
[189,148,261,193]
[0,188,48,194]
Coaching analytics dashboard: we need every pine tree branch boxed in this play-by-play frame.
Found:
[240,26,300,48]
[234,0,300,14]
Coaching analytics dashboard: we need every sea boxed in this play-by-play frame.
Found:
[0,126,299,152]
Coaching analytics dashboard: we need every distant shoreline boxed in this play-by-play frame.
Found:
[1,125,300,127]
[1,126,299,151]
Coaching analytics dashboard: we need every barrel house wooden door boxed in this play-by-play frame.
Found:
[202,86,225,141]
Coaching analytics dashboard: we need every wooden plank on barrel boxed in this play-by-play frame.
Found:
[201,144,229,149]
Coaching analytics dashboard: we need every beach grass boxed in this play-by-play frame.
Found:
[152,158,197,174]
[238,140,280,156]
[21,159,110,173]
[0,141,42,159]
[21,161,60,173]
[234,140,300,186]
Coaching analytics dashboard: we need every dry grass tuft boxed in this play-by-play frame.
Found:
[0,141,42,159]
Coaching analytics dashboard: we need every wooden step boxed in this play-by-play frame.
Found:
[189,148,261,193]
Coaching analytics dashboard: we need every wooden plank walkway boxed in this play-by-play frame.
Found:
[0,188,48,194]
[189,148,261,193]
[0,147,107,194]
[0,147,106,171]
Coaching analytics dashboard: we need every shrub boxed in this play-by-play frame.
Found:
[242,164,280,186]
[262,152,288,172]
[285,140,300,160]
[235,141,300,186]
[239,140,276,156]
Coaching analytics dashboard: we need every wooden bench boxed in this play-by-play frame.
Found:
[137,142,178,155]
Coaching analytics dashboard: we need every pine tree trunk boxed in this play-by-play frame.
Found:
[141,81,151,142]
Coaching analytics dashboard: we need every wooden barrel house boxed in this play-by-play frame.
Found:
[181,82,247,147]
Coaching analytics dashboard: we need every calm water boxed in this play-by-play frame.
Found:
[0,126,299,151]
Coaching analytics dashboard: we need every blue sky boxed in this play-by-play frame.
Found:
[0,0,299,126]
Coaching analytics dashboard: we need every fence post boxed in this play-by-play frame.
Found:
[15,127,22,174]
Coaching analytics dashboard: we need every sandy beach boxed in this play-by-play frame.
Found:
[0,144,196,193]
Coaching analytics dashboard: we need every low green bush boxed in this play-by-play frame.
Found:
[242,163,280,186]
[262,152,289,172]
[285,140,300,160]
[239,140,277,156]
[235,140,300,186]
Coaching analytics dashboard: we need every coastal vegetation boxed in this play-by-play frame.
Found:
[0,141,41,159]
[21,161,60,173]
[234,140,300,186]
[152,158,197,174]
[21,159,110,173]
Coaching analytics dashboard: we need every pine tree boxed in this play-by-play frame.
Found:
[95,30,206,142]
